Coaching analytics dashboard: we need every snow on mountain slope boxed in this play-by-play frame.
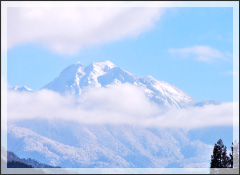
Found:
[7,61,217,168]
[10,85,33,92]
[42,61,195,109]
[7,125,130,168]
[8,121,213,168]
[7,151,60,168]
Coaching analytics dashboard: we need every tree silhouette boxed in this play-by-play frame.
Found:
[210,139,228,168]
[210,139,229,174]
[7,161,33,168]
[210,139,239,174]
[229,142,233,168]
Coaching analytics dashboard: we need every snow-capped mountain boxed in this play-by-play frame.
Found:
[10,85,33,92]
[42,61,195,109]
[7,60,230,169]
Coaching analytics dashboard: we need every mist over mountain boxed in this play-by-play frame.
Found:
[42,61,195,109]
[7,61,233,168]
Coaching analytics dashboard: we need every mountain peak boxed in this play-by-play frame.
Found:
[75,61,84,65]
[92,60,116,69]
[11,85,33,92]
[42,60,195,108]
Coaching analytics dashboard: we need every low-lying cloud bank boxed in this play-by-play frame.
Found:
[7,83,233,129]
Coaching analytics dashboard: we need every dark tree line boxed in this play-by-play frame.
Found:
[210,139,239,174]
[7,161,33,168]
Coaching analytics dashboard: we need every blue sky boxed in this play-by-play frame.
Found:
[7,7,233,102]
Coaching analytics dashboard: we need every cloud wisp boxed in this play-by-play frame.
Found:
[169,45,232,62]
[7,83,233,129]
[7,7,164,55]
[224,70,239,77]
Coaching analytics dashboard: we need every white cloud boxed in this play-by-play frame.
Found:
[169,45,231,62]
[142,102,233,128]
[7,83,233,129]
[224,70,239,77]
[7,7,164,55]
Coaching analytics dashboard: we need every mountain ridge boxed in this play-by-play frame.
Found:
[7,122,213,168]
[6,60,229,169]
[41,61,195,109]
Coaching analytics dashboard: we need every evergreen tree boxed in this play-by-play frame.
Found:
[210,139,231,174]
[221,144,230,168]
[7,161,33,168]
[210,139,227,168]
[210,139,240,174]
[229,142,233,168]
